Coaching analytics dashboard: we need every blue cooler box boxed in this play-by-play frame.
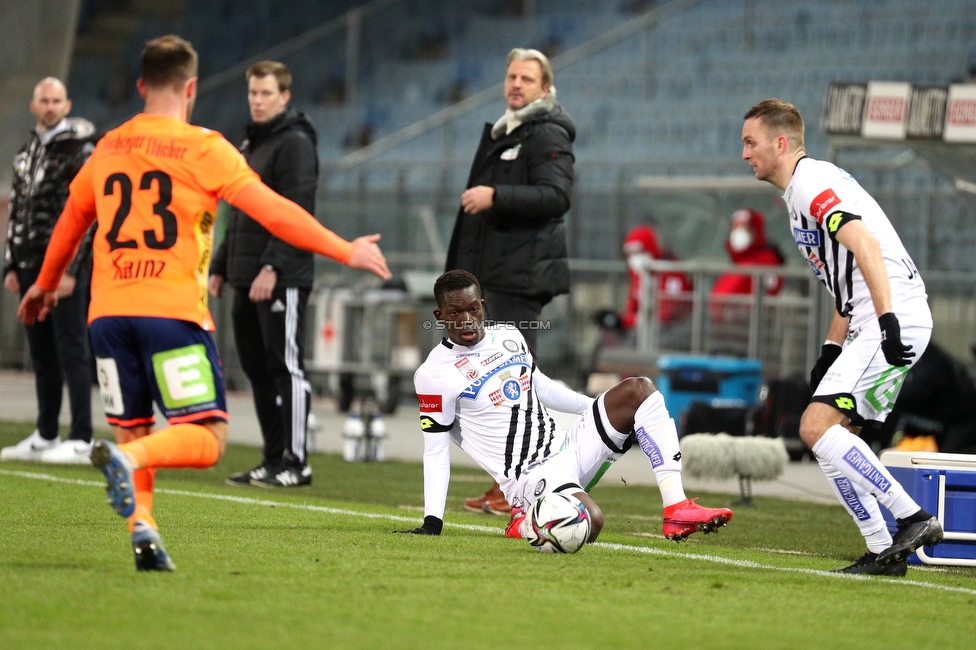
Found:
[656,355,762,418]
[879,451,976,566]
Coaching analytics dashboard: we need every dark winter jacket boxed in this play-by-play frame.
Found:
[211,108,318,288]
[5,117,97,277]
[445,92,574,300]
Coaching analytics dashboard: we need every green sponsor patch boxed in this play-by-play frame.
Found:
[152,344,215,409]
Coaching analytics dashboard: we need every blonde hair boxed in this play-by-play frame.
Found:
[744,98,805,151]
[507,48,553,89]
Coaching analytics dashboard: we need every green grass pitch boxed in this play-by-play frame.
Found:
[1,422,974,649]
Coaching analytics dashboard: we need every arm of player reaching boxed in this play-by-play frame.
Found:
[834,218,914,366]
[533,366,592,414]
[835,219,892,316]
[17,194,96,325]
[393,429,450,536]
[423,431,451,524]
[230,181,391,280]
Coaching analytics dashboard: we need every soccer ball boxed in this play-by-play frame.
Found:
[526,493,591,554]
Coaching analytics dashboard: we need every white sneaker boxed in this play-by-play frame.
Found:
[40,439,94,465]
[0,430,60,462]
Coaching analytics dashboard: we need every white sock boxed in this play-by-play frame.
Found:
[634,391,686,507]
[812,424,920,519]
[818,456,892,553]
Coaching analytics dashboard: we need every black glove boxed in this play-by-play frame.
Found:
[393,515,443,536]
[810,342,843,392]
[878,312,914,367]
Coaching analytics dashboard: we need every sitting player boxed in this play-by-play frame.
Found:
[396,270,733,543]
[18,35,391,572]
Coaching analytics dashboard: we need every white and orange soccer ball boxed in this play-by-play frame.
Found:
[525,493,591,554]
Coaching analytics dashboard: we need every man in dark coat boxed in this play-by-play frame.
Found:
[209,61,318,487]
[2,77,96,465]
[446,48,575,514]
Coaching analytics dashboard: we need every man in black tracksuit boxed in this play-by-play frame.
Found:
[209,61,317,487]
[2,77,96,465]
[445,48,575,514]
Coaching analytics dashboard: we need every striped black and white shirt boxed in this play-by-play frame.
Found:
[784,157,930,329]
[414,325,591,520]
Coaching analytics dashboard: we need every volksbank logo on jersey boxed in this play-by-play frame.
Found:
[459,353,529,400]
[793,227,821,247]
[635,426,663,468]
[834,477,871,521]
[843,447,891,492]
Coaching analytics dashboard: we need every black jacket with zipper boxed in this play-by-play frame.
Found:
[445,100,575,300]
[211,108,318,289]
[5,117,97,277]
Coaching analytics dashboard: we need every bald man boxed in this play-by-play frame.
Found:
[2,77,98,465]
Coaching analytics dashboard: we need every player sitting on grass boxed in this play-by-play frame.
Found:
[396,270,732,544]
[18,35,391,572]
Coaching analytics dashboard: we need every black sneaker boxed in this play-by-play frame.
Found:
[226,464,272,487]
[250,464,312,488]
[831,552,907,576]
[877,516,944,567]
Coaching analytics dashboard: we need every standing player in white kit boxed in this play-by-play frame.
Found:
[395,270,733,545]
[742,98,943,575]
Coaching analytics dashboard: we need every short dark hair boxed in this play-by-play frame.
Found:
[247,60,292,93]
[744,98,805,150]
[141,35,198,89]
[434,270,481,307]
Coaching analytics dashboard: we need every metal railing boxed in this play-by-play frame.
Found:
[629,259,830,380]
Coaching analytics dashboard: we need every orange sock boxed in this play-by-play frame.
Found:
[121,423,220,470]
[127,468,157,533]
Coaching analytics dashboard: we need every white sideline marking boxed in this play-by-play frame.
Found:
[3,468,975,596]
[593,542,976,596]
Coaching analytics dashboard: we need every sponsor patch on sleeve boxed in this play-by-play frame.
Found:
[417,394,442,413]
[809,188,841,224]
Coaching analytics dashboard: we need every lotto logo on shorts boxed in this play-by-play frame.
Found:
[834,477,871,521]
[843,447,891,493]
[810,188,841,224]
[835,396,855,410]
[152,344,216,409]
[635,426,663,468]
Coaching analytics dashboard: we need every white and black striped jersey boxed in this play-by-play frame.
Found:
[784,157,929,327]
[414,325,590,510]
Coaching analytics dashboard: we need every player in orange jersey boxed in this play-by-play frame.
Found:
[18,35,391,572]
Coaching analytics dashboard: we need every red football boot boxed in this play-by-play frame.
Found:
[662,498,733,541]
[504,507,526,539]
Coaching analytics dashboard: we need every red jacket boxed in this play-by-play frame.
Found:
[621,225,693,329]
[710,210,784,321]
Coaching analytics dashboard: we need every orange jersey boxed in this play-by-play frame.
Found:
[55,114,258,330]
[38,114,357,329]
